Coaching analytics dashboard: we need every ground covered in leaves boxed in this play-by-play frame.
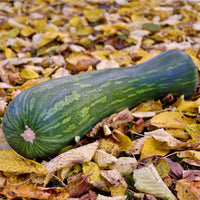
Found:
[0,0,200,199]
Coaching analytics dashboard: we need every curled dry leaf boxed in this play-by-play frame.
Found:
[132,111,156,118]
[112,108,133,127]
[100,169,127,187]
[43,142,99,173]
[93,149,118,169]
[52,68,70,79]
[144,128,181,148]
[96,59,120,70]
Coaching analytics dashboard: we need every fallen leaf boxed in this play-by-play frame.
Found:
[132,111,156,118]
[114,130,133,151]
[82,161,109,192]
[140,138,169,160]
[113,157,137,175]
[21,78,50,90]
[0,185,69,200]
[100,169,127,187]
[152,158,170,178]
[110,183,127,197]
[83,9,104,23]
[79,190,97,200]
[99,135,121,157]
[20,68,40,79]
[133,163,177,200]
[52,68,70,79]
[164,158,184,179]
[151,111,196,129]
[96,194,127,200]
[183,170,200,181]
[67,173,92,198]
[112,108,133,127]
[0,149,47,175]
[0,127,11,150]
[176,179,198,200]
[145,128,181,148]
[93,149,118,169]
[190,181,200,199]
[96,59,120,70]
[131,100,163,113]
[130,137,146,155]
[166,128,190,140]
[44,142,99,173]
[21,26,35,37]
[0,57,45,66]
[177,150,200,161]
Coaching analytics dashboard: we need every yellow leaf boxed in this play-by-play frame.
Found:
[83,9,104,22]
[4,47,15,58]
[114,130,133,151]
[6,173,36,187]
[0,149,47,175]
[118,7,135,16]
[136,52,158,64]
[99,136,120,157]
[20,68,40,79]
[37,31,69,47]
[152,158,170,178]
[0,185,69,200]
[141,138,169,160]
[151,111,196,129]
[110,183,127,197]
[111,50,132,66]
[186,124,200,141]
[82,161,110,191]
[176,99,199,114]
[145,129,181,148]
[177,150,200,161]
[21,26,35,37]
[166,128,190,140]
[6,28,20,38]
[176,179,198,200]
[178,124,200,149]
[33,19,47,33]
[21,78,50,90]
[82,161,103,182]
[69,16,92,36]
[131,100,163,112]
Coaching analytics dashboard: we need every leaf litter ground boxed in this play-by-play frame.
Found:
[0,0,200,199]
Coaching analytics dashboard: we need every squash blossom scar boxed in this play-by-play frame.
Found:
[20,125,35,143]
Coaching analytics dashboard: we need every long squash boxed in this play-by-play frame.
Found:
[3,49,198,159]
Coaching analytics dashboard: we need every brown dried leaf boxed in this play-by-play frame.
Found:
[44,142,99,173]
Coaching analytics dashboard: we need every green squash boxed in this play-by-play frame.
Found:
[3,49,198,159]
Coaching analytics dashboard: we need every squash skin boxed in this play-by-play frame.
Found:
[3,49,198,159]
